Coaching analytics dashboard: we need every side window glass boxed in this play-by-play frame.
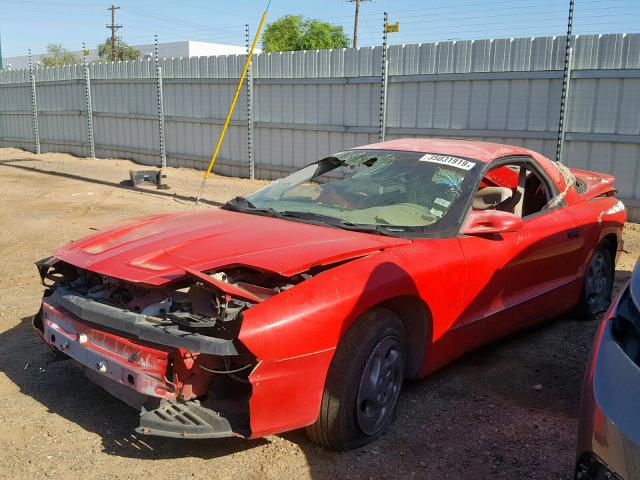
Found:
[473,163,551,218]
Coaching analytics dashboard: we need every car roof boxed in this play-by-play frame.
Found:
[354,137,535,163]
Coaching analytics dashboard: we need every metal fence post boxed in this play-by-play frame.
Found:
[557,46,574,165]
[246,23,255,180]
[82,43,95,158]
[155,35,166,168]
[378,11,389,142]
[555,0,575,163]
[28,49,40,154]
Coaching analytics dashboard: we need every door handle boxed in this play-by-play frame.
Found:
[567,228,580,239]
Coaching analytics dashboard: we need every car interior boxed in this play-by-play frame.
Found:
[473,162,551,218]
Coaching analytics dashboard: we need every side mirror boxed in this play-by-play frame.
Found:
[462,210,523,236]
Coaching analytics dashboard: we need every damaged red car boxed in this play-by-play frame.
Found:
[34,138,625,450]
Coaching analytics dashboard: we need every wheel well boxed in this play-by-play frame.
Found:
[601,233,618,265]
[377,296,432,379]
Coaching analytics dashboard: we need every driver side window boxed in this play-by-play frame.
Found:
[473,162,551,219]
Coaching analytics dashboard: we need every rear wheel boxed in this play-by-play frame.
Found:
[306,308,406,451]
[576,245,614,319]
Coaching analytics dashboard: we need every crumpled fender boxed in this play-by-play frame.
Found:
[237,242,465,438]
[239,250,425,437]
[247,349,336,438]
[238,250,425,362]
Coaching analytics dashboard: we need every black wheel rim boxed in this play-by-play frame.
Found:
[585,250,611,314]
[356,336,404,436]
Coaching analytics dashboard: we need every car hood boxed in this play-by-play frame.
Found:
[53,208,411,285]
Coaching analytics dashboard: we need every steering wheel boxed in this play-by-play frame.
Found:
[317,184,355,209]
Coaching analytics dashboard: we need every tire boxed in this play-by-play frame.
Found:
[575,244,614,319]
[306,308,407,451]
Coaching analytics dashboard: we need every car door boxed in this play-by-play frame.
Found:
[457,157,585,340]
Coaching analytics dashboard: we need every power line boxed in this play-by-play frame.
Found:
[1,0,638,60]
[124,7,245,35]
[349,0,637,18]
[0,0,103,7]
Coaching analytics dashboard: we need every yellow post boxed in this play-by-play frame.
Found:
[196,6,269,203]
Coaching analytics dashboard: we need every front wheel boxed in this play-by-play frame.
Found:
[306,308,406,451]
[576,245,614,319]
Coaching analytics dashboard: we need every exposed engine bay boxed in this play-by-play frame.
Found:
[32,256,313,439]
[35,257,313,344]
[37,257,306,322]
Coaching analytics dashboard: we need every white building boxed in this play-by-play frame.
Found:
[3,40,255,69]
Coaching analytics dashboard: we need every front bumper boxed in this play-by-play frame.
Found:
[41,301,172,399]
[36,300,243,439]
[35,293,336,440]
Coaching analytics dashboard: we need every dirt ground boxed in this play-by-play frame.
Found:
[0,147,637,480]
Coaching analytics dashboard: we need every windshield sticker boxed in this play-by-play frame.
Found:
[430,207,444,217]
[434,197,451,208]
[419,154,476,171]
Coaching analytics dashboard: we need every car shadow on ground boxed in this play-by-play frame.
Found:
[0,268,631,476]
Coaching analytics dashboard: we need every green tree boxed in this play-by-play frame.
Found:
[262,15,349,52]
[97,37,141,62]
[299,20,350,50]
[41,43,80,67]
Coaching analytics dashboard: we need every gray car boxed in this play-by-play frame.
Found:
[576,257,640,479]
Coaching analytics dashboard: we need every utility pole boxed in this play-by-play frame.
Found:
[353,0,360,48]
[348,0,370,49]
[106,5,122,62]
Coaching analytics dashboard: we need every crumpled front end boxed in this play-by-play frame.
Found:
[33,256,321,439]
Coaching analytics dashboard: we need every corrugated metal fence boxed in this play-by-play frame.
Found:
[1,34,639,214]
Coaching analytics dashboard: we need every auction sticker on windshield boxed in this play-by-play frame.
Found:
[419,154,476,171]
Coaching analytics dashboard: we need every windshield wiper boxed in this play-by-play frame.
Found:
[223,196,284,218]
[225,196,256,210]
[278,211,417,237]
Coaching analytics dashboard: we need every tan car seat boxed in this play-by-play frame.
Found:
[473,186,513,210]
[474,167,527,214]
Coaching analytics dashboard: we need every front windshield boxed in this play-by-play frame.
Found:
[240,149,481,236]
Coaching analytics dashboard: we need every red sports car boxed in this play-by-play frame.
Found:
[34,138,625,450]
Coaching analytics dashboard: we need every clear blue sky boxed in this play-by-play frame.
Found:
[1,0,639,58]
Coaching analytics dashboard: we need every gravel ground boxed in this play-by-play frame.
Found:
[0,148,637,480]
